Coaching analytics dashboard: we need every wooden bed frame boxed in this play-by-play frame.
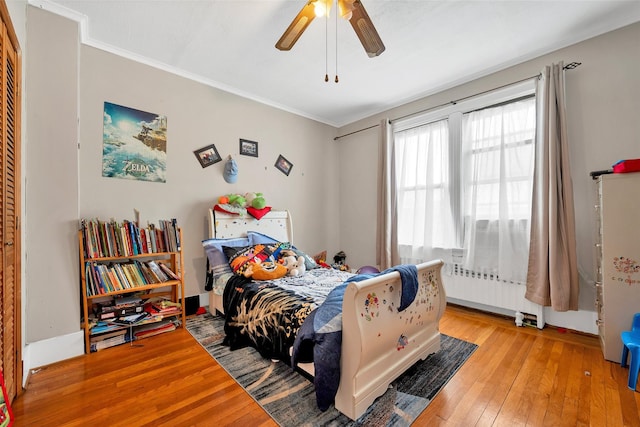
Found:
[206,209,446,420]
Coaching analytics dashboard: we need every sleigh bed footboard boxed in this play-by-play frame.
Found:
[335,259,447,420]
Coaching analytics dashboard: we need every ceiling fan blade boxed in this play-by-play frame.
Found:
[275,1,318,51]
[348,0,385,57]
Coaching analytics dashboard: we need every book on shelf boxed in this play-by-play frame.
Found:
[90,320,124,335]
[80,217,181,259]
[146,260,169,282]
[90,329,130,352]
[97,305,144,320]
[107,312,149,325]
[158,262,179,280]
[144,300,181,316]
[134,319,177,339]
[90,328,127,343]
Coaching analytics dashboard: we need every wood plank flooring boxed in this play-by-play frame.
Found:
[11,305,640,426]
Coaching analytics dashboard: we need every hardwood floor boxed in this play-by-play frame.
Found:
[12,305,640,426]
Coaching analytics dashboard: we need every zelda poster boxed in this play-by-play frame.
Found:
[102,102,167,182]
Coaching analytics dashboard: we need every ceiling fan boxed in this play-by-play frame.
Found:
[275,0,385,58]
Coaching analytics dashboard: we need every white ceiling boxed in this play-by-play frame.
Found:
[36,0,640,127]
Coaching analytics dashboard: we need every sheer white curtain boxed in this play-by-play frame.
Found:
[461,98,536,283]
[394,119,456,265]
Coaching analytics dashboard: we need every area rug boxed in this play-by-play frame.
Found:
[186,313,477,426]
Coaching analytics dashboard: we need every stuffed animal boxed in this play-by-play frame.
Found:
[215,193,248,215]
[282,253,306,277]
[245,261,287,281]
[227,193,246,208]
[244,192,266,209]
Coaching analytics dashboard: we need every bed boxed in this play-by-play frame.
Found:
[203,209,446,420]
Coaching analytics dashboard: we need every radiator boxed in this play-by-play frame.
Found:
[444,263,545,328]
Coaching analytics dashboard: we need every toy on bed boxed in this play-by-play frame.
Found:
[280,249,306,277]
[331,250,350,271]
[225,242,289,281]
[214,192,271,219]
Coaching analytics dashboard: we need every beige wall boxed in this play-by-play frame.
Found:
[336,22,640,330]
[25,6,341,356]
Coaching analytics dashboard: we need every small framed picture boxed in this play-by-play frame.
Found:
[239,139,259,157]
[194,144,222,168]
[275,154,293,176]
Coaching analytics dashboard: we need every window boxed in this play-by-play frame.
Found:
[394,81,535,283]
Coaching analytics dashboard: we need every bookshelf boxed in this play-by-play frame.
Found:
[78,219,186,353]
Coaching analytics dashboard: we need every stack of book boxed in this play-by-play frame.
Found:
[95,295,144,320]
[144,299,181,317]
[134,319,178,340]
[89,329,129,352]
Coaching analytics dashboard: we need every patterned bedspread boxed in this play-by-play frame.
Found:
[222,268,354,361]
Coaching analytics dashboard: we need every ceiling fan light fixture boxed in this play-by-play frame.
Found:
[338,0,355,20]
[314,1,327,17]
[276,0,385,57]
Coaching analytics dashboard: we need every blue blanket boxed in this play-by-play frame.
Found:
[291,264,418,411]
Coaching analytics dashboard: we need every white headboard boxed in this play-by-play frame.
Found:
[207,209,293,243]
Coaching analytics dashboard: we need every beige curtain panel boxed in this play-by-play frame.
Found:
[525,62,579,311]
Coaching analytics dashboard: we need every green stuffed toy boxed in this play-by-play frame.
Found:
[245,192,266,209]
[227,194,246,208]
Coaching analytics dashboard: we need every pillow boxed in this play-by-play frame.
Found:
[247,206,272,220]
[224,243,287,276]
[247,231,280,245]
[247,231,318,270]
[202,237,250,279]
[290,247,319,271]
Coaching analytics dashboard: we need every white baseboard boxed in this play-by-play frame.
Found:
[198,292,209,309]
[22,330,84,386]
[447,296,598,335]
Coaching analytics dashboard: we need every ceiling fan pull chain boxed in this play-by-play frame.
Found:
[324,9,329,82]
[335,2,339,83]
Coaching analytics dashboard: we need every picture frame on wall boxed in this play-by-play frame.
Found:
[275,154,293,176]
[239,139,259,157]
[194,144,222,168]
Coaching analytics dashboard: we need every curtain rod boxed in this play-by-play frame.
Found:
[333,61,582,141]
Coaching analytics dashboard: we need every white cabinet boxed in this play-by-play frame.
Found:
[595,172,640,361]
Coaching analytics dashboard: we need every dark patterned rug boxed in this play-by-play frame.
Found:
[186,312,477,427]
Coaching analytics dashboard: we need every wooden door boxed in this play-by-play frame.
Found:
[0,0,21,402]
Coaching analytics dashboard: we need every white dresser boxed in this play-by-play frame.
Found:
[595,172,640,362]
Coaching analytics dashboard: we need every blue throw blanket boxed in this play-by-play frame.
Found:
[291,264,418,411]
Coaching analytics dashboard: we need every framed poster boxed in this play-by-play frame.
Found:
[275,154,293,176]
[194,144,222,168]
[102,102,167,183]
[239,139,258,157]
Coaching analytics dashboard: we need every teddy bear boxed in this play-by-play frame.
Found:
[281,250,306,277]
[245,261,288,281]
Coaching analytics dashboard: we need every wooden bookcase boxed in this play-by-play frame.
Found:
[78,224,186,353]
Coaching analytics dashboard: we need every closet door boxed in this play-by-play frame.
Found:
[0,1,21,402]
